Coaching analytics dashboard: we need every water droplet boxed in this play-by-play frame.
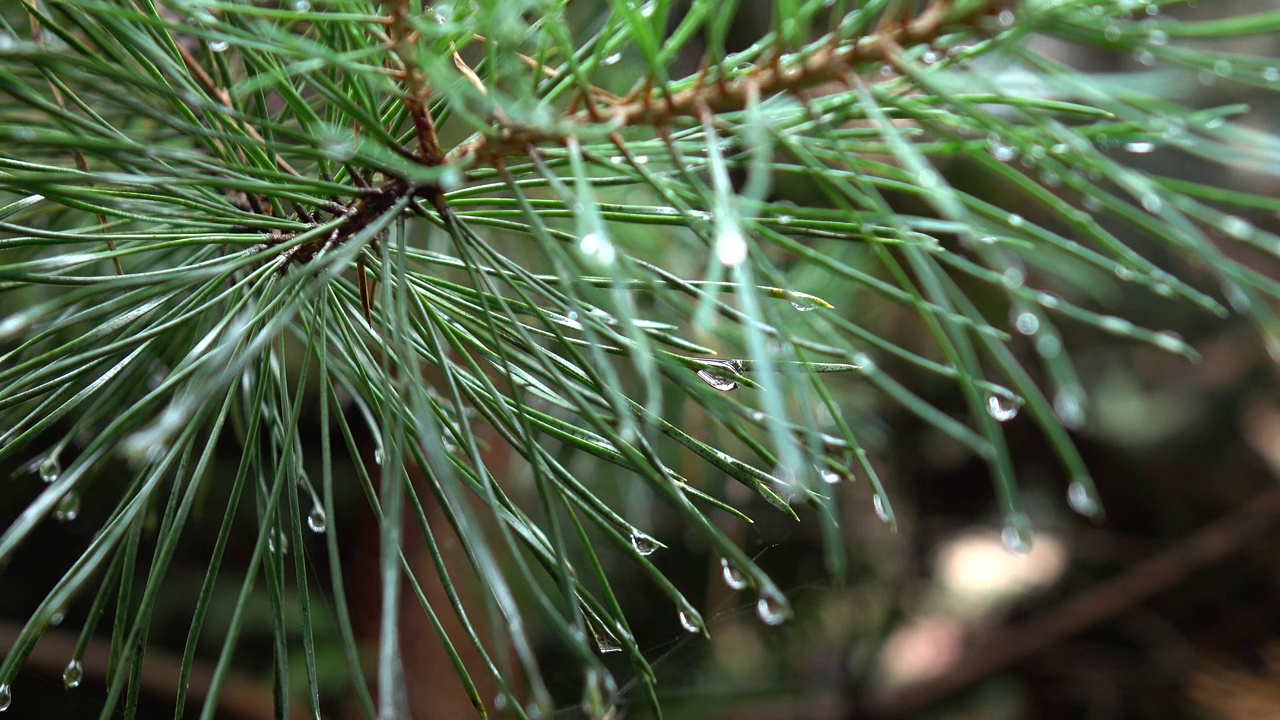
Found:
[872,494,893,523]
[55,493,80,523]
[38,457,60,483]
[921,50,939,65]
[293,0,311,10]
[1214,59,1232,77]
[986,394,1019,422]
[716,226,748,266]
[609,155,625,164]
[579,232,616,264]
[720,558,747,590]
[677,611,700,633]
[1141,193,1162,213]
[1124,141,1156,154]
[790,298,818,312]
[1001,523,1033,554]
[1222,215,1252,239]
[0,683,11,711]
[1264,67,1280,84]
[1054,388,1085,429]
[209,39,229,53]
[1152,330,1187,353]
[819,468,840,484]
[373,447,383,465]
[602,52,621,66]
[755,592,789,625]
[307,505,327,533]
[62,659,82,690]
[997,9,1015,26]
[987,134,1016,162]
[1001,267,1025,289]
[1036,333,1062,358]
[1008,213,1024,228]
[438,165,462,190]
[695,360,742,392]
[1104,24,1121,42]
[1067,480,1100,518]
[590,621,621,653]
[267,528,286,555]
[1148,28,1168,45]
[1134,49,1155,66]
[634,155,650,165]
[630,532,658,556]
[50,609,64,626]
[1014,311,1040,336]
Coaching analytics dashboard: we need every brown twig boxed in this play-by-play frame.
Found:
[871,484,1280,717]
[446,0,988,164]
[384,0,446,166]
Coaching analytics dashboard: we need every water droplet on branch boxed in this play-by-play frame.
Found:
[307,505,327,534]
[62,660,82,690]
[630,533,658,556]
[986,394,1019,422]
[720,558,747,590]
[38,457,60,483]
[755,592,789,626]
[695,360,742,392]
[677,611,700,634]
[1067,480,1100,518]
[54,493,80,523]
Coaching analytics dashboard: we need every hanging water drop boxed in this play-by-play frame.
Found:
[50,609,64,626]
[1124,141,1156,154]
[987,134,1016,162]
[695,360,742,392]
[293,0,311,10]
[1054,388,1085,429]
[373,447,383,465]
[872,494,892,523]
[677,611,700,634]
[1013,311,1040,336]
[54,493,80,523]
[819,468,840,485]
[790,298,817,312]
[268,528,286,555]
[755,592,789,626]
[0,683,10,711]
[630,532,658,556]
[62,659,82,690]
[602,52,621,66]
[307,505,327,534]
[986,394,1019,422]
[209,39,229,53]
[1000,523,1033,554]
[38,457,60,483]
[591,624,621,653]
[1036,333,1062,358]
[1067,480,1100,518]
[720,558,747,590]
